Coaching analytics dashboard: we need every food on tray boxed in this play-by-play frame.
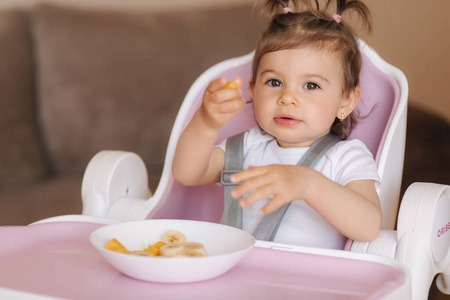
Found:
[104,230,208,257]
[104,238,165,255]
[162,230,187,245]
[158,244,183,256]
[104,238,129,254]
[159,242,207,257]
[128,250,154,256]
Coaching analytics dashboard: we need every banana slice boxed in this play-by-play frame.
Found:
[162,230,187,245]
[182,242,208,256]
[130,250,154,256]
[175,249,206,257]
[159,244,184,257]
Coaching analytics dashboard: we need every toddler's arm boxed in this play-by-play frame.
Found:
[172,77,244,186]
[230,165,382,242]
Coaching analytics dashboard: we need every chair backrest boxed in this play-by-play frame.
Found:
[143,40,408,230]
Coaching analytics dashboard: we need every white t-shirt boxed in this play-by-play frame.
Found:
[217,127,380,249]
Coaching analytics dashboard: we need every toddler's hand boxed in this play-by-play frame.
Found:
[199,77,244,129]
[230,165,315,215]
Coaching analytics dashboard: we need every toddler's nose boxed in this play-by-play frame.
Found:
[278,91,298,106]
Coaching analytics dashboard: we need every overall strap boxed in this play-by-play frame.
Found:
[252,133,341,241]
[220,132,246,228]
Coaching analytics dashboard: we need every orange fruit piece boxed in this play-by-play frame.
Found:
[153,241,166,249]
[145,245,159,256]
[223,81,241,101]
[152,241,166,256]
[105,238,129,254]
[223,81,241,89]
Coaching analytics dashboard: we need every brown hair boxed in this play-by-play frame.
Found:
[251,0,372,139]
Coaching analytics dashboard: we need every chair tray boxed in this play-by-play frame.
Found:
[0,221,409,299]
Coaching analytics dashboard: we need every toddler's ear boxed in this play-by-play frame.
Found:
[339,86,361,116]
[249,78,255,98]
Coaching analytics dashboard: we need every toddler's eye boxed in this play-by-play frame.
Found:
[266,79,283,87]
[304,82,320,90]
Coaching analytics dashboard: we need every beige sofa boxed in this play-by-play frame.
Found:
[0,2,260,225]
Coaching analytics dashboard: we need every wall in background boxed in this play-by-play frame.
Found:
[1,0,448,122]
[0,0,249,10]
[359,0,449,123]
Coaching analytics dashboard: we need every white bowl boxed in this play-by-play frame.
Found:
[89,219,255,283]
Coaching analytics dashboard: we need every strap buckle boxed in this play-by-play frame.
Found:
[220,170,241,186]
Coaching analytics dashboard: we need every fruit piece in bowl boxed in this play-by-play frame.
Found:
[90,219,255,283]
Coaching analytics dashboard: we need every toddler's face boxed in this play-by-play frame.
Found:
[250,46,354,147]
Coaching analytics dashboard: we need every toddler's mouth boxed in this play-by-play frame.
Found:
[274,114,301,126]
[275,114,298,120]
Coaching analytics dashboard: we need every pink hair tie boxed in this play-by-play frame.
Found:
[333,13,342,23]
[283,7,292,14]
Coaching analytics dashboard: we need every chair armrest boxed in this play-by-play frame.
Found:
[351,183,450,298]
[396,182,450,299]
[81,151,151,219]
[349,230,397,259]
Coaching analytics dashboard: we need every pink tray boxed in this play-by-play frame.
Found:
[0,222,408,299]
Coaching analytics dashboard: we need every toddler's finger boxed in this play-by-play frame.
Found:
[238,185,273,208]
[223,77,243,89]
[206,77,228,94]
[216,95,245,114]
[234,76,243,87]
[231,172,271,200]
[230,166,267,183]
[221,77,243,101]
[259,196,284,215]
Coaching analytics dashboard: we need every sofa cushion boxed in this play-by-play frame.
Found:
[401,105,450,196]
[0,176,82,225]
[32,3,259,175]
[0,10,48,189]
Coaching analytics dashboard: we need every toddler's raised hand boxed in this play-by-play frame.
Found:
[199,77,245,129]
[230,165,316,215]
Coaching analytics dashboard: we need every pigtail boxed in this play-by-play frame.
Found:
[328,0,372,34]
[265,0,290,13]
[259,0,292,19]
[261,0,372,34]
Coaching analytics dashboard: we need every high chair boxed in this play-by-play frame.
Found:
[78,39,449,299]
[0,40,448,300]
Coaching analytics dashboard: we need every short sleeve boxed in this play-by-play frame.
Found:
[326,139,381,191]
